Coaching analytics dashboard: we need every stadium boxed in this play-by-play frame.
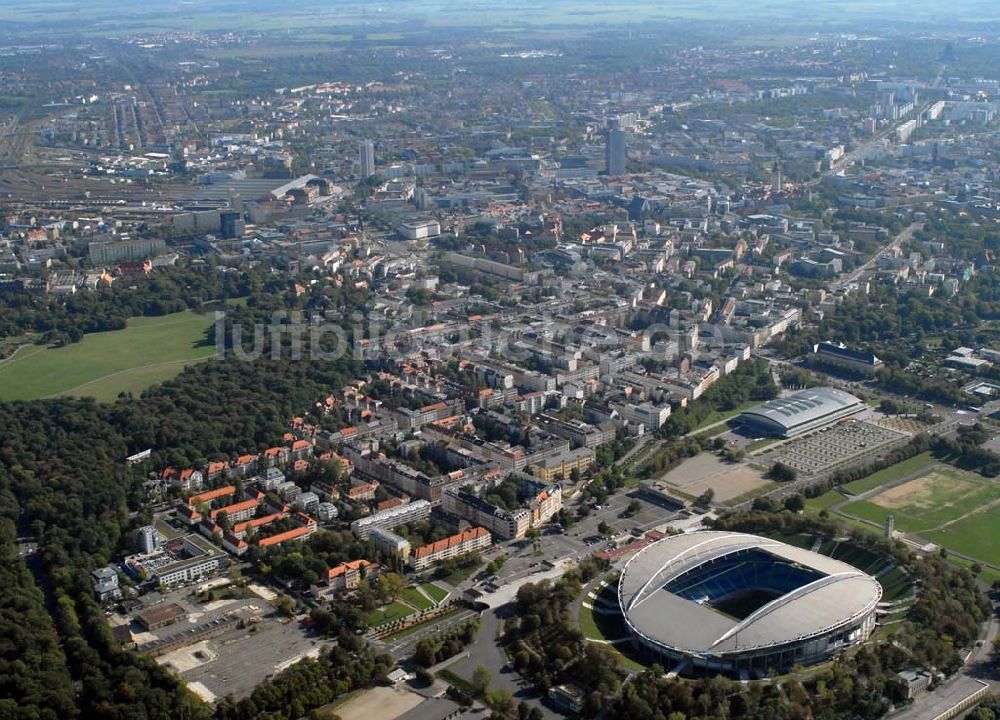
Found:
[618,532,881,676]
[736,386,864,438]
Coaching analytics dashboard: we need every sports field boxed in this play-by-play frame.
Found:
[842,464,1000,565]
[0,310,216,403]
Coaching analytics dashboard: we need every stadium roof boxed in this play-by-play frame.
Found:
[737,386,863,435]
[619,532,881,656]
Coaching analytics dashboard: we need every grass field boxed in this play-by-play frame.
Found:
[804,490,844,515]
[366,601,415,628]
[842,464,1000,565]
[691,400,759,433]
[421,583,449,604]
[578,590,648,673]
[399,587,434,611]
[0,310,215,402]
[842,452,936,495]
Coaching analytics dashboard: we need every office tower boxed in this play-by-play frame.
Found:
[606,128,627,176]
[220,209,246,239]
[359,140,375,179]
[137,525,159,554]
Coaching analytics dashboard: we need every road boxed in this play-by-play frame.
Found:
[445,606,566,719]
[838,221,924,288]
[887,600,998,720]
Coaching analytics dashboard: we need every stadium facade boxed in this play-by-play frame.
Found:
[618,532,881,676]
[737,386,864,437]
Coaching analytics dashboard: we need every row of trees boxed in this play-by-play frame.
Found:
[412,618,480,668]
[212,644,393,720]
[0,264,259,344]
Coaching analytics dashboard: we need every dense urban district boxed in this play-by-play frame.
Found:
[6,3,1000,720]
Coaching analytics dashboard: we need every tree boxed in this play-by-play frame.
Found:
[487,688,516,716]
[626,500,642,516]
[767,462,798,482]
[377,572,405,602]
[597,521,612,536]
[723,446,745,463]
[694,488,715,507]
[275,594,294,618]
[784,494,805,513]
[471,666,492,698]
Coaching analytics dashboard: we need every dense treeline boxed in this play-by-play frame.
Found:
[776,266,1000,374]
[0,341,367,717]
[877,367,971,406]
[931,432,1000,477]
[0,520,77,720]
[0,265,260,344]
[112,355,361,468]
[0,398,208,719]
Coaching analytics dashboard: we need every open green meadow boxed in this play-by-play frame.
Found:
[842,452,936,495]
[842,464,1000,565]
[398,587,434,611]
[0,310,215,403]
[365,601,415,627]
[421,583,449,603]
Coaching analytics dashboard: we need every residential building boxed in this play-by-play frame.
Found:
[410,527,492,571]
[350,499,432,539]
[323,559,380,591]
[528,446,596,481]
[369,526,412,562]
[92,566,121,603]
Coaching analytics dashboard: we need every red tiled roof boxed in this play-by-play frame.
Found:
[327,559,376,580]
[233,513,285,534]
[413,527,489,560]
[258,525,312,547]
[210,498,259,519]
[188,485,236,506]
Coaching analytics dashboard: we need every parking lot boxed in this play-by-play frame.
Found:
[479,491,681,593]
[758,420,908,475]
[177,615,330,701]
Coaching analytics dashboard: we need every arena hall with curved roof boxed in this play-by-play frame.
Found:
[618,531,881,676]
[737,386,864,437]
